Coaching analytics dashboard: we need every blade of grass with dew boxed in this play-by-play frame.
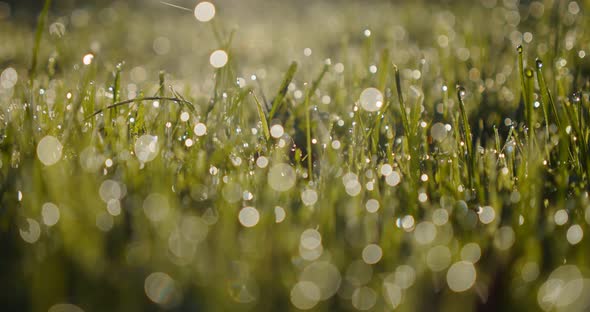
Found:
[105,63,122,143]
[29,0,52,87]
[268,62,298,121]
[534,59,552,136]
[26,0,52,134]
[457,86,475,191]
[251,92,270,141]
[85,97,194,120]
[525,67,536,139]
[157,70,167,136]
[394,65,410,139]
[518,45,535,147]
[393,64,419,184]
[371,49,390,155]
[303,63,330,180]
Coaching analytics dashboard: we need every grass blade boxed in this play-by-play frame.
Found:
[303,63,330,180]
[394,65,410,137]
[268,62,298,121]
[29,0,52,85]
[457,86,475,190]
[85,97,195,120]
[251,92,271,141]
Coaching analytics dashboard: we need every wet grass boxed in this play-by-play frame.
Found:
[1,0,590,311]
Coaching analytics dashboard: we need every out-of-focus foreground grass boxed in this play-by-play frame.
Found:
[1,0,590,311]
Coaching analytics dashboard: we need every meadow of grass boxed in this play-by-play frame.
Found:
[1,0,590,311]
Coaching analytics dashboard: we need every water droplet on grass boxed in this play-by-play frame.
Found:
[194,2,215,22]
[301,189,318,206]
[42,202,60,226]
[567,225,583,245]
[274,206,286,223]
[478,206,496,224]
[457,86,466,99]
[432,209,449,225]
[270,124,284,138]
[427,245,451,272]
[446,261,476,292]
[383,278,403,309]
[209,50,228,68]
[351,286,377,310]
[37,135,63,166]
[256,156,269,168]
[143,193,169,222]
[554,209,569,225]
[82,53,94,65]
[300,229,321,249]
[194,123,207,136]
[494,226,515,250]
[134,135,159,163]
[461,243,481,263]
[290,281,320,310]
[414,222,436,244]
[385,171,401,186]
[20,218,41,243]
[268,163,296,192]
[300,261,341,300]
[359,88,383,112]
[0,67,17,89]
[362,244,382,264]
[431,122,448,142]
[145,272,178,305]
[238,207,259,227]
[365,199,379,213]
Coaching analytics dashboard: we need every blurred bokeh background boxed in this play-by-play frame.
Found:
[2,0,590,311]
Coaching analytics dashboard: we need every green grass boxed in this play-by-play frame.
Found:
[1,0,590,311]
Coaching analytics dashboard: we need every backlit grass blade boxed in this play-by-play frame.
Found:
[304,63,330,180]
[29,0,52,86]
[394,65,410,137]
[457,86,475,190]
[535,59,553,135]
[268,62,298,121]
[251,92,271,141]
[85,97,195,120]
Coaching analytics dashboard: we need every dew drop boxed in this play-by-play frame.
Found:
[194,123,207,136]
[143,193,169,222]
[457,86,466,99]
[0,67,18,89]
[82,53,94,65]
[290,281,320,310]
[446,261,477,292]
[270,124,284,138]
[268,163,296,192]
[274,206,286,223]
[194,1,215,22]
[566,224,583,245]
[37,136,63,166]
[362,244,383,264]
[42,202,60,226]
[359,88,383,112]
[209,50,228,68]
[301,189,318,206]
[238,207,260,227]
[134,135,159,163]
[144,272,178,305]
